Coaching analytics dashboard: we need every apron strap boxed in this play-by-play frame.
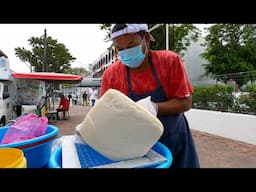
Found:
[148,52,162,88]
[126,51,161,94]
[126,66,133,96]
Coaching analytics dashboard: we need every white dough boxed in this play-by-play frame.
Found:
[76,89,164,161]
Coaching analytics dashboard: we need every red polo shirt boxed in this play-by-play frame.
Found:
[100,50,193,99]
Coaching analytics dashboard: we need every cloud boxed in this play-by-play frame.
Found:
[0,24,111,72]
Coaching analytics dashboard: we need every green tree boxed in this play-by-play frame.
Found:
[65,67,91,76]
[201,24,256,86]
[15,36,76,73]
[148,24,199,56]
[100,23,111,41]
[99,23,200,56]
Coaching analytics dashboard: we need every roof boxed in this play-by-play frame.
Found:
[0,50,8,58]
[12,72,83,83]
[78,77,101,87]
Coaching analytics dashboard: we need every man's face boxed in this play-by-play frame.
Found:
[113,33,145,53]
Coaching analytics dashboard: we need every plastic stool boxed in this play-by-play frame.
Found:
[46,111,57,123]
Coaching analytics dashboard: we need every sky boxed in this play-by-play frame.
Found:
[0,24,209,73]
[0,24,112,73]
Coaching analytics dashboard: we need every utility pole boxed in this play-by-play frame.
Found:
[43,28,47,72]
[149,24,169,50]
[166,24,169,50]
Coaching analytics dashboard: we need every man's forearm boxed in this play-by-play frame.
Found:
[156,95,192,115]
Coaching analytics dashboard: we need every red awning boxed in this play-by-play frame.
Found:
[12,72,83,82]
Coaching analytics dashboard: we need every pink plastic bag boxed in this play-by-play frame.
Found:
[1,113,48,144]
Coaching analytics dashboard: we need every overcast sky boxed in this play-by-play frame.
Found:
[0,24,112,73]
[0,24,209,73]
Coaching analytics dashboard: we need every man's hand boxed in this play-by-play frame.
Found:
[136,96,158,116]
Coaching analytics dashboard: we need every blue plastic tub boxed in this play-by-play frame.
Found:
[0,125,59,168]
[48,141,172,168]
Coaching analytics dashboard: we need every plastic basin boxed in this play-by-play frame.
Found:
[48,141,172,168]
[0,125,59,168]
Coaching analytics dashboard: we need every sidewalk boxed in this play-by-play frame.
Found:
[192,130,256,168]
[50,105,256,168]
[49,104,90,136]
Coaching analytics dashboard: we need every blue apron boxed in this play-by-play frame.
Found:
[126,54,200,168]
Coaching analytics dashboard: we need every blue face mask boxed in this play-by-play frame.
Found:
[118,44,145,68]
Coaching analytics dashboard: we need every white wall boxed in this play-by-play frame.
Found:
[185,109,256,145]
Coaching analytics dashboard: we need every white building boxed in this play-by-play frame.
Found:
[183,34,216,86]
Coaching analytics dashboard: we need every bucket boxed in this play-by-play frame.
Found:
[0,148,27,168]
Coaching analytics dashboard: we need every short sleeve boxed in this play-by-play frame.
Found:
[168,54,193,98]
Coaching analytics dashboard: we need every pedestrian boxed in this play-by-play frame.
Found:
[90,87,98,106]
[73,93,78,105]
[68,94,72,101]
[82,91,88,106]
[100,24,200,168]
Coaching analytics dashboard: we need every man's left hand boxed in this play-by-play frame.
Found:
[136,96,158,116]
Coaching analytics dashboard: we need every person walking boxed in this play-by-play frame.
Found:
[82,91,88,106]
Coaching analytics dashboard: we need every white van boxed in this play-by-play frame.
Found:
[0,56,15,126]
[0,55,46,127]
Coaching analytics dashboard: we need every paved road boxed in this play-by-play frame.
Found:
[50,104,256,168]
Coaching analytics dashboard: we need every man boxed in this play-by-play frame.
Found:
[82,91,88,106]
[100,24,200,168]
[90,87,98,106]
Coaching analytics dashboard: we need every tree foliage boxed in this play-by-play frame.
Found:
[65,67,90,76]
[201,24,256,86]
[99,23,200,56]
[148,24,199,56]
[99,23,111,41]
[15,36,76,73]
